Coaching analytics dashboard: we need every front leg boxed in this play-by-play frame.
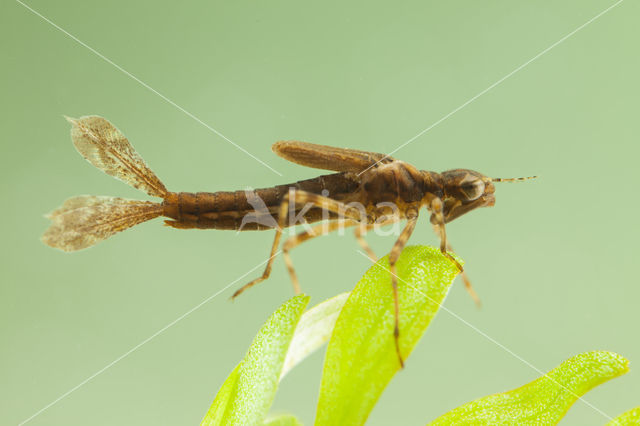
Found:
[429,197,481,306]
[429,197,463,272]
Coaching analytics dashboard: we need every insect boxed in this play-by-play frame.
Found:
[43,115,535,367]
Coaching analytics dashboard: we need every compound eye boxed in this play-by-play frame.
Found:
[460,177,485,201]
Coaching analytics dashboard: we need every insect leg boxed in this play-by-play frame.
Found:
[429,198,480,306]
[354,224,377,262]
[232,190,365,299]
[285,216,403,292]
[282,220,358,292]
[231,199,289,299]
[443,240,481,307]
[429,197,464,272]
[388,210,419,368]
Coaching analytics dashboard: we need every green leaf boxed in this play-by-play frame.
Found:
[201,294,310,426]
[315,245,461,426]
[201,364,241,425]
[263,413,304,426]
[281,292,350,380]
[607,406,640,425]
[429,351,629,425]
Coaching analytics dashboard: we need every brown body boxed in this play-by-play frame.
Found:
[162,172,359,230]
[161,164,445,231]
[43,116,532,368]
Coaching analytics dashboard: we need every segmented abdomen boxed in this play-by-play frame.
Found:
[162,172,359,230]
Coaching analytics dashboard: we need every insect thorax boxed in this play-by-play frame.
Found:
[360,162,439,208]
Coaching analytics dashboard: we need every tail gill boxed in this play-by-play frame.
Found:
[42,196,163,251]
[43,116,169,251]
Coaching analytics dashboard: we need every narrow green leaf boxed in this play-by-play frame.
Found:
[429,351,629,425]
[607,406,640,425]
[263,413,304,426]
[315,245,461,426]
[201,364,241,425]
[281,292,350,380]
[201,294,310,426]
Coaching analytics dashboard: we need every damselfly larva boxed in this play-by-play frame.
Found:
[43,116,535,367]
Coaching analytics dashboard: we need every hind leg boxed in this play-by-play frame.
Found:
[354,223,377,261]
[232,189,366,298]
[282,220,358,293]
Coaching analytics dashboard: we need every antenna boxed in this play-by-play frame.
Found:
[492,175,538,182]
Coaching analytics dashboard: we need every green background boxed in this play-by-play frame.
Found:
[1,1,639,424]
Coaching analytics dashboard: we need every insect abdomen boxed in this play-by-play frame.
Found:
[162,172,359,230]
